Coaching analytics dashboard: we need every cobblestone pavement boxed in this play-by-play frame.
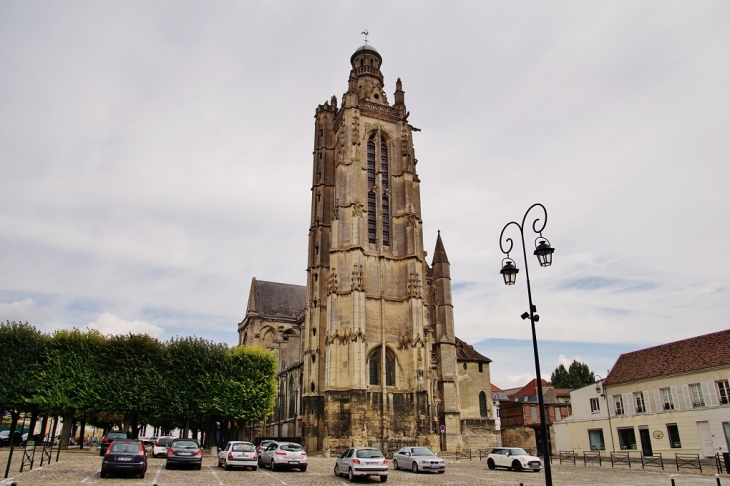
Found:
[0,449,725,486]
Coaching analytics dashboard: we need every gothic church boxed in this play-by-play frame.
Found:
[238,44,497,454]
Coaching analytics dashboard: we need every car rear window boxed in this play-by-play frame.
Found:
[107,432,128,439]
[281,444,303,452]
[356,449,384,458]
[232,443,255,452]
[173,440,199,449]
[158,438,174,446]
[111,442,140,453]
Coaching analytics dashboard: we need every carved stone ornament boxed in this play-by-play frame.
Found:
[325,328,367,345]
[332,198,340,221]
[352,201,364,219]
[351,111,360,143]
[327,268,338,295]
[408,273,422,298]
[398,333,425,350]
[351,264,364,291]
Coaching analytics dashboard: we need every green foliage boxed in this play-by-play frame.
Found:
[0,321,46,412]
[550,359,595,389]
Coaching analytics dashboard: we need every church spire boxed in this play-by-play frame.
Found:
[432,230,450,265]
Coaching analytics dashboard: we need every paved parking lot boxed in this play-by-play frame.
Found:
[0,448,724,486]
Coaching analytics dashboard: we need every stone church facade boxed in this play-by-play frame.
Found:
[237,45,497,454]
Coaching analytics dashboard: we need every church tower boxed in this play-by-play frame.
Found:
[301,44,447,452]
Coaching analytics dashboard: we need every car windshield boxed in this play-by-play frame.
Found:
[172,440,199,449]
[356,449,384,458]
[411,448,434,456]
[111,442,141,453]
[107,432,127,439]
[232,443,255,452]
[509,448,529,455]
[281,444,303,452]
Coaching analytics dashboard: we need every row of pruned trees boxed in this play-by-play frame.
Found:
[0,321,277,448]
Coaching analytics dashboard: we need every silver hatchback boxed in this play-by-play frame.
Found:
[258,441,307,472]
[334,447,388,482]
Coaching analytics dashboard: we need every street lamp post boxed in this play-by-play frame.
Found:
[499,203,555,486]
[594,375,616,452]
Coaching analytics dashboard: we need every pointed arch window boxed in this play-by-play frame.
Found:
[479,391,488,417]
[382,194,390,246]
[367,137,376,187]
[368,346,395,386]
[368,190,376,244]
[288,375,297,418]
[380,141,389,189]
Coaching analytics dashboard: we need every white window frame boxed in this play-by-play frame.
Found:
[689,383,705,408]
[634,392,646,413]
[718,380,730,405]
[590,397,600,413]
[614,395,625,416]
[660,387,674,411]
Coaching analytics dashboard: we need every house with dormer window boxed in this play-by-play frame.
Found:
[554,329,730,458]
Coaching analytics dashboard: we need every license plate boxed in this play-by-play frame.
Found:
[289,461,299,464]
[119,457,132,461]
[367,462,378,465]
[180,452,193,456]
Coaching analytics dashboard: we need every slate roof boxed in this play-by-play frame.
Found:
[248,279,306,321]
[455,337,492,363]
[512,378,551,398]
[603,329,730,387]
[432,230,450,265]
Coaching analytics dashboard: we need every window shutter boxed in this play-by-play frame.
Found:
[703,382,719,407]
[607,396,615,417]
[623,393,635,415]
[643,391,652,413]
[671,386,681,411]
[653,389,662,413]
[682,385,692,409]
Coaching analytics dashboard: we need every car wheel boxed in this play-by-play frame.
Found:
[512,460,522,472]
[165,463,171,470]
[258,456,263,467]
[300,465,307,472]
[252,466,257,471]
[348,467,354,481]
[225,462,232,471]
[393,459,399,470]
[438,470,445,474]
[487,458,496,470]
[380,475,387,482]
[197,463,202,471]
[334,464,341,477]
[412,462,418,473]
[139,471,145,479]
[271,459,277,471]
[99,471,106,478]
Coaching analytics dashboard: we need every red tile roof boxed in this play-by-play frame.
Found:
[512,378,551,398]
[491,383,504,393]
[604,329,730,386]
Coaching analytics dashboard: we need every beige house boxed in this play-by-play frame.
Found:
[554,329,730,458]
[237,44,497,455]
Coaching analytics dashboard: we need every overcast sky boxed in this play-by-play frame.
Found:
[1,1,729,389]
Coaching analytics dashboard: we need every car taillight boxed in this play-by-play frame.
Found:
[104,449,110,457]
[102,437,109,443]
[275,450,286,455]
[168,448,174,455]
[195,449,202,456]
[155,441,160,446]
[383,459,388,464]
[253,454,257,459]
[140,444,145,453]
[352,458,360,464]
[301,451,307,455]
[228,452,233,459]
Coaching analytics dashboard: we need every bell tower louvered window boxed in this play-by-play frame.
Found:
[367,138,376,187]
[368,191,376,243]
[380,141,388,189]
[382,195,390,246]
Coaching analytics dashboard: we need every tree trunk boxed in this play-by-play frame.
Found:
[78,416,87,449]
[59,412,75,450]
[26,410,39,445]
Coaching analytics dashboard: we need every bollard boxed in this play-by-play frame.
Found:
[670,474,676,486]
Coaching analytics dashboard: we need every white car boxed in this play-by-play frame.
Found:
[392,446,445,473]
[218,441,257,471]
[152,436,176,458]
[486,447,542,472]
[258,441,307,471]
[334,447,388,482]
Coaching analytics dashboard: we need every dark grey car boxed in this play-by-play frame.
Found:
[165,438,203,470]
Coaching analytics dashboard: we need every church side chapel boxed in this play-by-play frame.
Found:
[237,42,497,455]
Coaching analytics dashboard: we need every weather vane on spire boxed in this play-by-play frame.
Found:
[361,30,369,45]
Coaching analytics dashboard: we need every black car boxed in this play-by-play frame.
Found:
[100,439,147,478]
[99,431,129,456]
[0,430,22,447]
[166,438,203,470]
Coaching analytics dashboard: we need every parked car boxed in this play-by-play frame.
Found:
[258,441,307,472]
[99,431,129,456]
[100,439,147,479]
[392,446,445,473]
[256,439,274,455]
[0,430,22,446]
[334,447,388,482]
[153,436,176,458]
[218,441,257,470]
[486,447,542,472]
[165,438,203,470]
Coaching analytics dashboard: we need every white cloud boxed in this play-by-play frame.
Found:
[86,312,163,338]
[557,354,585,368]
[0,298,52,323]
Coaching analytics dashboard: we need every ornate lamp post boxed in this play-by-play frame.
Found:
[499,203,555,486]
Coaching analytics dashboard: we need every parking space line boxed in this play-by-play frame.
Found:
[152,463,163,484]
[80,470,97,482]
[261,470,288,485]
[208,465,224,485]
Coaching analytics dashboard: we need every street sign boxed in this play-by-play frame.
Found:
[439,425,445,434]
